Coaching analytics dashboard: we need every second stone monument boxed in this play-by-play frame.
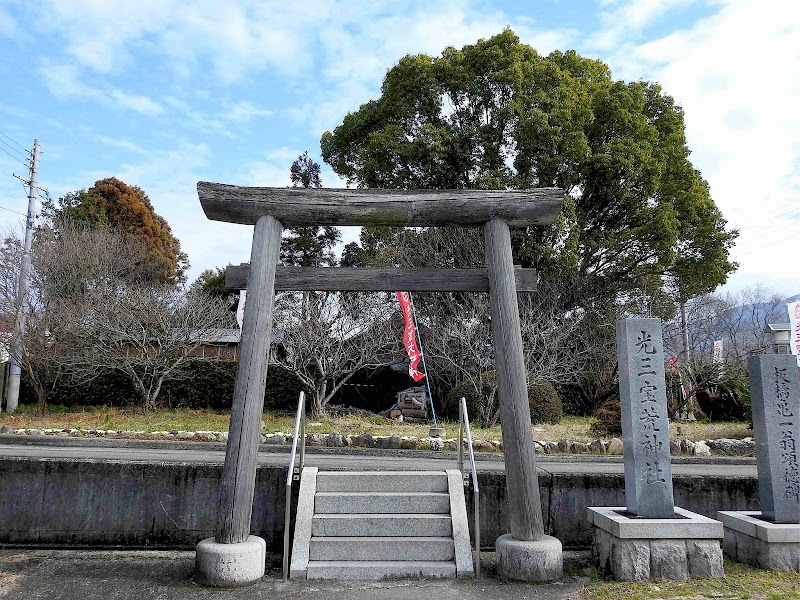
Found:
[718,354,800,572]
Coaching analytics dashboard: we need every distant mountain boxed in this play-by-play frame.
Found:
[785,293,800,305]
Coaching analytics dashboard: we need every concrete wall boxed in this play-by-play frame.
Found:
[466,472,759,548]
[0,458,758,550]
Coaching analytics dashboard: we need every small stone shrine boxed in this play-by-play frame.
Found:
[587,318,724,581]
[718,355,800,572]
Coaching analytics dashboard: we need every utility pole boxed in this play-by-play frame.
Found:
[679,300,695,420]
[680,301,691,364]
[5,139,40,414]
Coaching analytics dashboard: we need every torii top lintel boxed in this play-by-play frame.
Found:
[197,182,565,228]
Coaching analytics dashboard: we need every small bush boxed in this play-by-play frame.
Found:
[590,395,622,436]
[528,380,563,424]
[696,364,751,422]
[444,372,497,425]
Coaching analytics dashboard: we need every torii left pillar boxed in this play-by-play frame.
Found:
[196,215,283,586]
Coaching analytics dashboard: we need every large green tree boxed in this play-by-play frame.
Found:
[321,30,737,300]
[44,177,189,284]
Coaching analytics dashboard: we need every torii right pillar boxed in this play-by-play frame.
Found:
[484,217,563,581]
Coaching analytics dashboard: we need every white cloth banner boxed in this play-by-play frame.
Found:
[712,340,723,363]
[236,290,247,330]
[788,301,800,367]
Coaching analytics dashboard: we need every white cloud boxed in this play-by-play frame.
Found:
[109,90,164,115]
[0,5,17,40]
[39,62,103,100]
[161,95,234,138]
[34,0,576,128]
[39,61,165,116]
[42,0,177,73]
[221,101,273,122]
[598,0,800,295]
[38,0,320,84]
[586,0,702,51]
[95,135,146,154]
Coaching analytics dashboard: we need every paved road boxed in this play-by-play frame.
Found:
[0,443,758,478]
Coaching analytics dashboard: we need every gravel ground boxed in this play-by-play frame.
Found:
[0,549,592,600]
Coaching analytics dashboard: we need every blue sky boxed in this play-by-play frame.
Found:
[0,0,798,298]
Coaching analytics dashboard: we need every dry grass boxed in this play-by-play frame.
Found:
[0,405,752,442]
[584,559,800,599]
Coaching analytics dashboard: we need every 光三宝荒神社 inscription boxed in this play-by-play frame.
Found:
[748,355,800,524]
[617,319,674,519]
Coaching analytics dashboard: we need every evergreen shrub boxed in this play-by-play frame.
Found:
[590,395,622,436]
[528,379,563,424]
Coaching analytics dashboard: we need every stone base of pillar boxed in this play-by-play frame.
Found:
[495,533,563,582]
[587,506,724,581]
[195,535,266,587]
[718,511,800,572]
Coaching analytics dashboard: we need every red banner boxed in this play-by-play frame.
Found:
[395,291,426,382]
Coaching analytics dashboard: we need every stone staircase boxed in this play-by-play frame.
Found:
[289,467,474,579]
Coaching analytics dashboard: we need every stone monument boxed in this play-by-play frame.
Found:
[587,318,724,581]
[718,355,800,572]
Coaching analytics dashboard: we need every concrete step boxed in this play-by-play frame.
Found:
[315,492,450,514]
[312,514,453,537]
[306,560,457,580]
[316,471,448,493]
[309,536,455,561]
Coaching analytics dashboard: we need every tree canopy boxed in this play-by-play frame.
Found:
[321,30,737,300]
[44,177,189,284]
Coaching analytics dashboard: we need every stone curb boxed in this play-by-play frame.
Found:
[0,433,756,465]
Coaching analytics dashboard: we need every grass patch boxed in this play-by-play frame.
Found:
[2,405,232,433]
[0,405,752,442]
[584,559,800,599]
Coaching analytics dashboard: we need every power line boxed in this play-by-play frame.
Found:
[0,143,29,167]
[0,204,26,217]
[0,128,29,155]
[732,229,800,259]
[743,207,800,234]
[0,135,27,157]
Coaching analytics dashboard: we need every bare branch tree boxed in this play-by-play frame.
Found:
[662,285,787,417]
[1,221,231,411]
[59,284,231,409]
[0,222,153,411]
[377,226,608,424]
[272,290,401,416]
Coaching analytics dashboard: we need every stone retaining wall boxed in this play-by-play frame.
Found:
[0,457,758,550]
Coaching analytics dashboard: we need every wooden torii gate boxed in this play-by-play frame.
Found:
[194,183,565,585]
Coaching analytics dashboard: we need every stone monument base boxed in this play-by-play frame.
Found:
[587,506,724,581]
[195,535,266,587]
[718,511,800,572]
[495,533,563,581]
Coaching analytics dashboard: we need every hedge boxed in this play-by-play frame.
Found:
[20,359,304,412]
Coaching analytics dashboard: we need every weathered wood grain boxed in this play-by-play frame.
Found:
[484,217,545,542]
[197,183,564,227]
[224,264,538,292]
[215,215,282,544]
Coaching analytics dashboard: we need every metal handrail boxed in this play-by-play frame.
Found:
[283,391,306,581]
[457,396,481,578]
